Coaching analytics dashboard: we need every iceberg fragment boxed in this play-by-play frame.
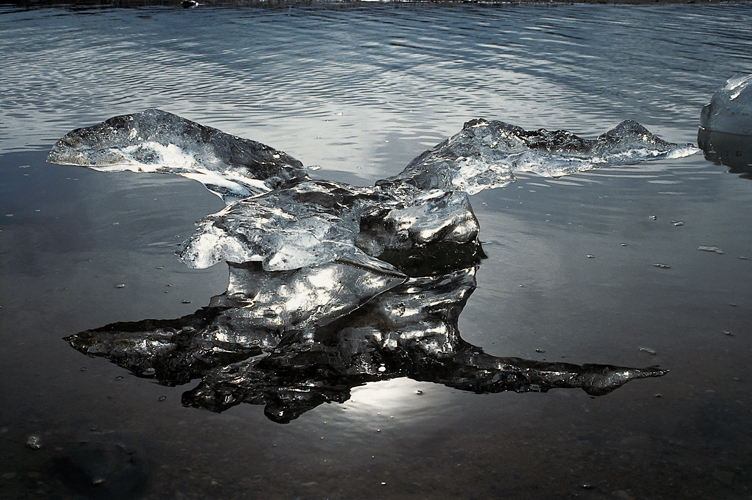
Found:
[698,75,752,174]
[48,111,685,421]
[701,75,752,136]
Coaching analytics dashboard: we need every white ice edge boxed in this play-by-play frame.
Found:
[69,140,273,201]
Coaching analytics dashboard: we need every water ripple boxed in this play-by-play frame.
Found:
[1,3,751,176]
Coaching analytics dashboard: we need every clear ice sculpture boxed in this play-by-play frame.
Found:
[49,109,689,422]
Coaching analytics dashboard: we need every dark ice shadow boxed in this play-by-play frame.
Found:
[67,261,666,424]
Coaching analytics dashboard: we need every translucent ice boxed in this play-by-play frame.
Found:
[47,109,308,201]
[48,111,695,275]
[701,75,752,136]
[179,180,481,272]
[179,181,397,271]
[49,111,680,421]
[378,118,697,193]
[172,117,690,272]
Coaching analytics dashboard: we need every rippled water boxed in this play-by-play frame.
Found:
[3,3,751,168]
[1,3,752,499]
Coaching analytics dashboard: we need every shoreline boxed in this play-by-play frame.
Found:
[1,0,748,8]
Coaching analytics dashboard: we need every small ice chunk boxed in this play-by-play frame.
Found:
[698,245,724,254]
[701,75,752,135]
[26,436,41,449]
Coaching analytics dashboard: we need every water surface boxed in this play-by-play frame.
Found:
[1,3,752,499]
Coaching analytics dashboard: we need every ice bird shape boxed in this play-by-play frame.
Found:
[49,110,691,421]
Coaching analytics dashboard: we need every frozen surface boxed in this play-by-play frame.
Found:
[700,74,752,136]
[46,111,691,421]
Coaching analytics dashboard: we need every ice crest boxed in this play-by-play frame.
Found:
[378,119,695,192]
[47,109,308,201]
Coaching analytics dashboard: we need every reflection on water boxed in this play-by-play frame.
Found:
[67,262,665,423]
[698,128,752,176]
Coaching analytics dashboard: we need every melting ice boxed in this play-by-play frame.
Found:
[48,109,691,421]
[48,109,696,273]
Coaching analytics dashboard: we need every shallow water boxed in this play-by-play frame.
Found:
[1,3,752,499]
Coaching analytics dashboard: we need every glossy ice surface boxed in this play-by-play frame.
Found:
[46,109,686,427]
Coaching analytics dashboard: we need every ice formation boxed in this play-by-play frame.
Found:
[378,118,696,192]
[700,74,752,136]
[48,110,694,272]
[47,108,307,201]
[48,109,687,421]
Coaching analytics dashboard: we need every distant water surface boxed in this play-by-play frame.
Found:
[1,3,752,500]
[1,3,751,172]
